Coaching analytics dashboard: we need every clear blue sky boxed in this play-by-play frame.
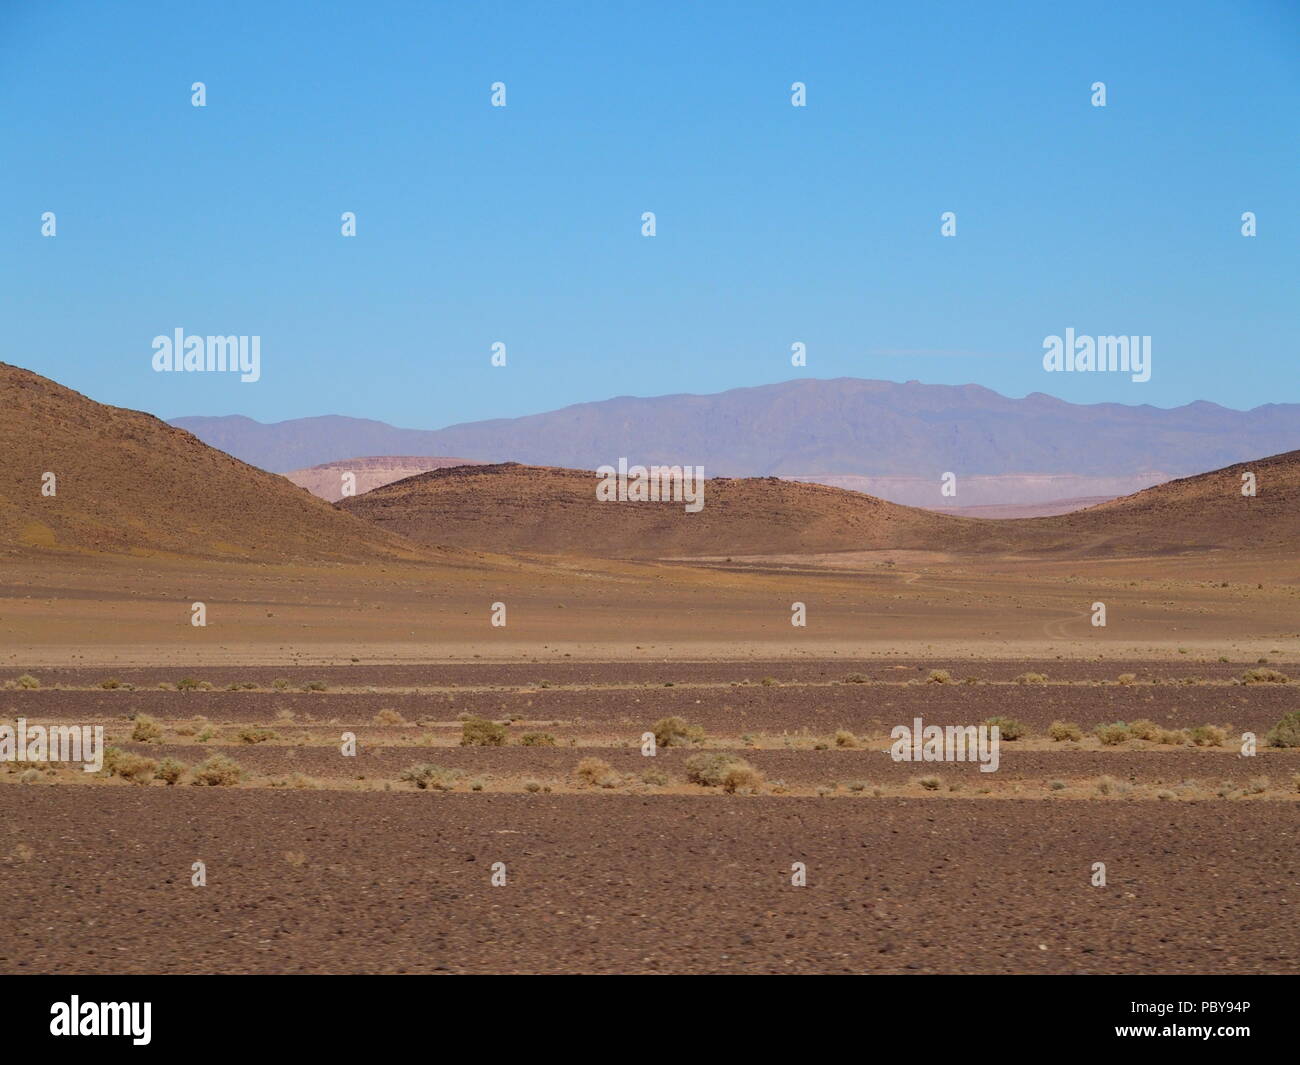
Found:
[2,0,1297,428]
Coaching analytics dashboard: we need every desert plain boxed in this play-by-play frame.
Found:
[1,363,1297,974]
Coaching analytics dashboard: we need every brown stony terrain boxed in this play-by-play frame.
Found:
[338,451,1300,562]
[2,658,1297,974]
[339,462,970,558]
[0,363,417,563]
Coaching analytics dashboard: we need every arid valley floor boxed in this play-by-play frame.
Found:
[2,363,1298,974]
[2,551,1297,975]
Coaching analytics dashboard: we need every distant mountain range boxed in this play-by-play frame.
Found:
[171,378,1300,506]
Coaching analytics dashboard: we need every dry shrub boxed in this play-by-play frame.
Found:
[191,753,244,786]
[1242,668,1289,685]
[1015,672,1048,685]
[399,764,462,790]
[652,716,706,748]
[985,716,1028,740]
[1095,722,1131,746]
[1265,710,1300,748]
[104,748,157,784]
[834,730,858,748]
[373,708,406,725]
[926,669,952,685]
[460,716,506,746]
[236,726,276,744]
[1127,719,1162,741]
[917,775,941,791]
[15,674,40,689]
[1048,720,1082,742]
[130,714,164,743]
[1116,673,1137,685]
[575,757,619,788]
[844,673,869,684]
[156,757,187,785]
[519,732,556,746]
[1188,724,1226,747]
[684,752,764,793]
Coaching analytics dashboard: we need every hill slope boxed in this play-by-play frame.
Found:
[339,462,968,558]
[338,452,1300,562]
[1015,450,1300,557]
[0,363,414,562]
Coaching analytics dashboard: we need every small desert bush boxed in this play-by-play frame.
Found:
[1156,728,1187,745]
[759,677,779,687]
[16,674,40,690]
[519,732,556,746]
[652,715,705,748]
[272,678,291,690]
[1242,668,1289,685]
[1127,719,1162,742]
[400,763,463,790]
[640,769,670,787]
[926,669,952,685]
[191,753,244,786]
[917,775,941,791]
[1265,710,1300,748]
[844,672,869,684]
[99,676,124,690]
[155,758,187,785]
[985,716,1027,740]
[460,716,507,746]
[175,677,201,691]
[130,714,164,743]
[103,748,157,784]
[575,757,619,788]
[684,752,764,793]
[301,680,327,692]
[373,708,406,725]
[236,726,276,744]
[834,730,858,748]
[1095,722,1131,746]
[1188,724,1226,747]
[1116,673,1137,685]
[1015,672,1048,685]
[523,779,543,793]
[1048,720,1083,742]
[1095,774,1131,797]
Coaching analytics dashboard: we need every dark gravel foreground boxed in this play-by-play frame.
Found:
[0,789,1294,974]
